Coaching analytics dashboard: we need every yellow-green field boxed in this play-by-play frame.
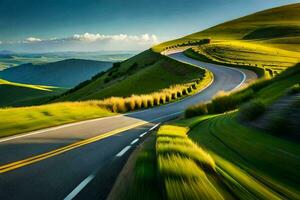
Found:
[0,102,115,138]
[190,40,300,74]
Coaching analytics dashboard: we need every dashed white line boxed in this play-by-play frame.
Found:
[130,138,139,145]
[139,132,148,137]
[149,123,161,131]
[65,123,161,200]
[116,146,131,157]
[64,174,95,200]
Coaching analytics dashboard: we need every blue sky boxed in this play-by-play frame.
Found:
[0,0,298,52]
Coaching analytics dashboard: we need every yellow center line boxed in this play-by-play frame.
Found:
[0,121,147,173]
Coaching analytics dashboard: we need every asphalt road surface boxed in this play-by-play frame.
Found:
[0,52,257,200]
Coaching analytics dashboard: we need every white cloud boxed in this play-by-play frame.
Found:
[24,37,42,43]
[71,32,159,44]
[6,33,160,52]
[21,33,159,45]
[0,41,2,44]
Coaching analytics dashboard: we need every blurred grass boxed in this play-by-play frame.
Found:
[189,113,300,199]
[156,124,225,200]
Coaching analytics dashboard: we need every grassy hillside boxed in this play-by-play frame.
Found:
[0,59,112,87]
[185,40,300,78]
[188,3,300,42]
[153,3,300,59]
[55,50,205,101]
[154,3,300,51]
[0,102,114,138]
[0,79,66,107]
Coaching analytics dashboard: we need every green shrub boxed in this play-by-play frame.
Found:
[238,100,265,121]
[185,89,255,118]
[185,103,208,118]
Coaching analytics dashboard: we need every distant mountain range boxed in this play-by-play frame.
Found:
[0,59,112,87]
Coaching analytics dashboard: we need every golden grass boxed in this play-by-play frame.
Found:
[191,40,300,75]
[165,177,224,200]
[92,70,212,113]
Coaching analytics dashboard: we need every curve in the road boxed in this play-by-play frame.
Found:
[0,52,257,200]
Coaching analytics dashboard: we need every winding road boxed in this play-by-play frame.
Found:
[0,52,257,200]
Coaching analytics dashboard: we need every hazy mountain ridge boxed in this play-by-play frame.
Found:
[0,59,112,87]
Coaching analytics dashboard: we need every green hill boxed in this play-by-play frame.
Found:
[0,79,66,107]
[154,3,300,52]
[55,50,205,102]
[0,59,112,87]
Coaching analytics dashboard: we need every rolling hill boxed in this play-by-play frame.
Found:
[55,50,205,102]
[153,3,300,52]
[0,59,112,87]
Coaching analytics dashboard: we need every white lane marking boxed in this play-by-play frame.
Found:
[130,138,139,145]
[139,132,148,137]
[64,123,162,200]
[232,69,246,90]
[149,123,161,131]
[64,174,95,200]
[116,146,131,157]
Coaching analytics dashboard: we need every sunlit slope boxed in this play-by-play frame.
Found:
[189,40,300,75]
[153,3,300,52]
[0,79,65,107]
[56,50,205,101]
[189,3,300,40]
